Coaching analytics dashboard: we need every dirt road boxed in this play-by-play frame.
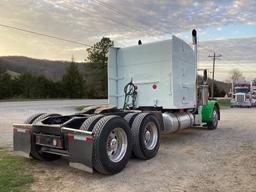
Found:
[25,108,256,192]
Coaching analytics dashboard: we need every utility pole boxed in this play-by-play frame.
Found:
[208,52,222,99]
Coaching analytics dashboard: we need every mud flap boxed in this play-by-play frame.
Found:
[13,124,32,158]
[62,127,94,173]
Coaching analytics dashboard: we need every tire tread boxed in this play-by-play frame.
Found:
[80,114,104,131]
[131,113,149,159]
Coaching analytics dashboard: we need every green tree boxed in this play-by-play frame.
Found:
[12,72,62,99]
[0,68,13,99]
[62,58,84,98]
[87,37,113,64]
[213,83,220,97]
[32,75,58,98]
[220,89,226,97]
[16,72,36,98]
[86,37,113,98]
[209,83,225,97]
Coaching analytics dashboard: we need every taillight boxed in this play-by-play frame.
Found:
[55,138,63,147]
[86,137,93,143]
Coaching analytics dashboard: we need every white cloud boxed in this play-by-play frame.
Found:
[0,0,255,68]
[198,37,256,80]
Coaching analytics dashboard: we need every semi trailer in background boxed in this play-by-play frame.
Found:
[231,81,256,107]
[13,30,220,175]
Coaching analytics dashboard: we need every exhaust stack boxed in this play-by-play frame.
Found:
[192,29,197,45]
[192,29,199,108]
[192,29,197,62]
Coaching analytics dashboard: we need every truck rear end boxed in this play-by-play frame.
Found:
[13,29,220,175]
[13,114,94,172]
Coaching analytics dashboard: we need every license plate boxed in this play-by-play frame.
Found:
[35,134,63,149]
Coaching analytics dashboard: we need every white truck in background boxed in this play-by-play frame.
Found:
[231,81,256,107]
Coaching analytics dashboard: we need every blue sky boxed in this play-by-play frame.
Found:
[0,0,255,80]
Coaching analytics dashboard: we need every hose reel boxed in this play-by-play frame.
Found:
[123,79,137,110]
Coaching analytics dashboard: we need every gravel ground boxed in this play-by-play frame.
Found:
[1,102,256,191]
[30,108,256,192]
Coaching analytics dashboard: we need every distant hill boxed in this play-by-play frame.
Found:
[0,56,231,94]
[0,56,89,80]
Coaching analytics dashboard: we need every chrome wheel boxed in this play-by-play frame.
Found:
[212,110,218,127]
[106,128,128,163]
[144,122,158,150]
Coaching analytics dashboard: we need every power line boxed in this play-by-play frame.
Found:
[0,23,92,47]
[94,0,123,16]
[62,2,141,33]
[92,0,171,35]
[93,0,149,28]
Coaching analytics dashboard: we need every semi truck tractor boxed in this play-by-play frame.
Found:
[13,30,220,175]
[231,81,256,107]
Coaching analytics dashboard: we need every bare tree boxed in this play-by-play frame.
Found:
[230,69,244,82]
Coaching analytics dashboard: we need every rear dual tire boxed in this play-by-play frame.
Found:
[92,115,132,175]
[124,112,138,126]
[131,113,160,160]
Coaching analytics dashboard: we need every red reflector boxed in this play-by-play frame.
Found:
[86,137,93,143]
[56,138,62,147]
[152,84,157,90]
[134,85,138,90]
[179,109,185,112]
[25,129,30,134]
[68,133,74,141]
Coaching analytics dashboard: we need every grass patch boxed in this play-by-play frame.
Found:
[0,149,34,192]
[217,98,231,109]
